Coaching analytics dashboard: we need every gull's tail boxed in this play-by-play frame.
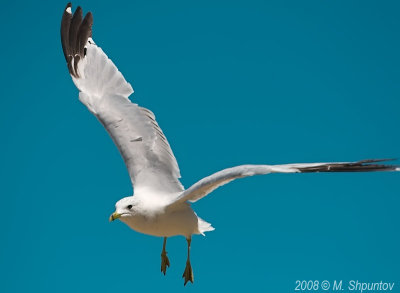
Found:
[197,216,215,236]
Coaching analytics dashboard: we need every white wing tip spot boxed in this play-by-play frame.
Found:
[66,6,72,14]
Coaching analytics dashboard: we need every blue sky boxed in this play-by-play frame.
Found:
[1,0,399,292]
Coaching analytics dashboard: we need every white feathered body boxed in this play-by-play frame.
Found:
[120,202,213,238]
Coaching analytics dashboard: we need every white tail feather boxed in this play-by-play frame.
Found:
[197,216,215,236]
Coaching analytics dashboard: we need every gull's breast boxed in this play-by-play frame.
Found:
[121,205,199,238]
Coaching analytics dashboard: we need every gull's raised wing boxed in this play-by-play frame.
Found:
[61,3,183,195]
[169,159,398,207]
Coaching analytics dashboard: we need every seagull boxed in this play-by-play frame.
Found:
[61,3,399,285]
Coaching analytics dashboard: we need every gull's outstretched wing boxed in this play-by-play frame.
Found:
[169,159,398,207]
[61,3,183,195]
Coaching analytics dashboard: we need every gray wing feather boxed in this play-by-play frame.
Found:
[92,93,183,193]
[170,160,398,206]
[62,4,183,195]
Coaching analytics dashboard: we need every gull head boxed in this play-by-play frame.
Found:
[109,196,137,222]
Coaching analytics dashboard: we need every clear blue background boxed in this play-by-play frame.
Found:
[1,0,399,292]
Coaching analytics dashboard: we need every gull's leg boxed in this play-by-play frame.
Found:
[182,236,194,285]
[160,237,170,275]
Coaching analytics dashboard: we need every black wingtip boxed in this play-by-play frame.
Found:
[74,6,83,17]
[298,158,399,173]
[358,158,396,163]
[60,3,93,78]
[61,4,72,61]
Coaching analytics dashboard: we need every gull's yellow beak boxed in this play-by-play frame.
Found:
[109,212,121,222]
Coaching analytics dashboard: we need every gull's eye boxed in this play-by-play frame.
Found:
[127,205,133,210]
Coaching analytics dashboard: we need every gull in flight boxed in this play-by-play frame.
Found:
[61,3,399,285]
